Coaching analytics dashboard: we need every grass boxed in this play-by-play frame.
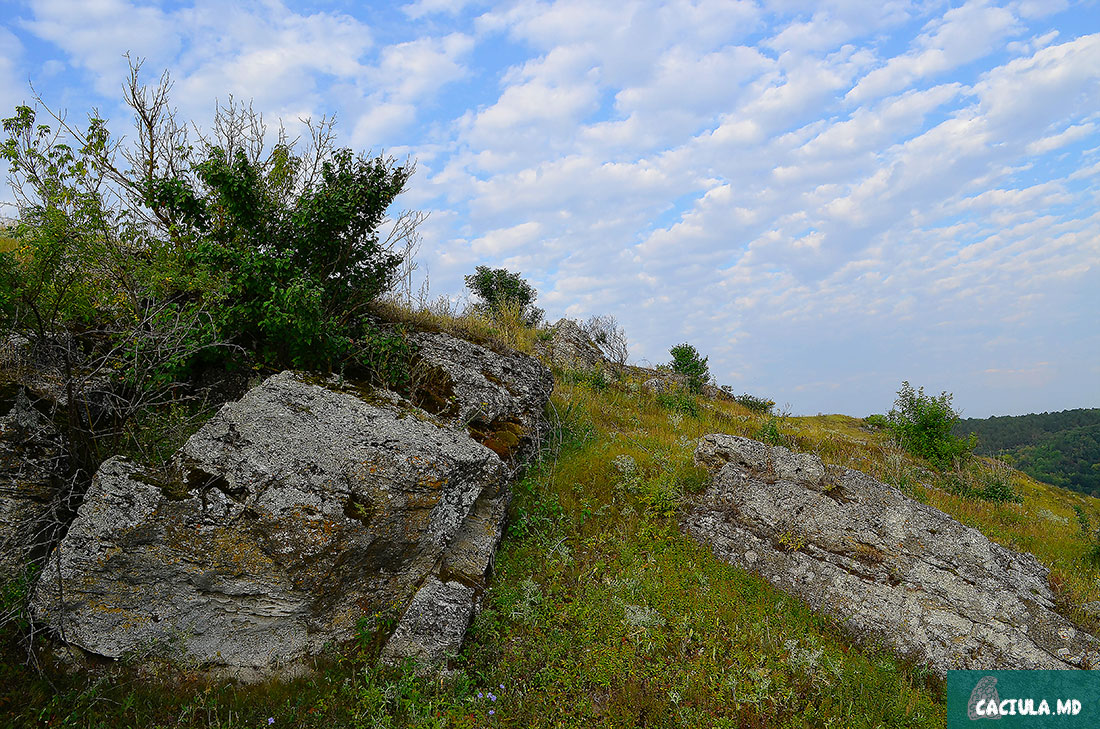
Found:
[5,349,1100,727]
[372,295,542,355]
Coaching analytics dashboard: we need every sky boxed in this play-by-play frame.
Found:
[1,0,1098,418]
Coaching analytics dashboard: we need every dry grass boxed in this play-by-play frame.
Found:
[372,295,542,355]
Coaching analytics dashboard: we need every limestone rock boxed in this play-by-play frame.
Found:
[410,331,552,463]
[0,332,114,412]
[641,377,671,395]
[379,576,476,668]
[31,370,511,674]
[0,389,70,581]
[536,319,608,371]
[685,433,1100,674]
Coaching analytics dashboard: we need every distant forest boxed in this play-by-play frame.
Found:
[954,409,1100,496]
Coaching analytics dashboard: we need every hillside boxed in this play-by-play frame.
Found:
[6,321,1100,727]
[955,409,1100,495]
[2,74,1098,724]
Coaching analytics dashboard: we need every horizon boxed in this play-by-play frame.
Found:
[1,0,1098,420]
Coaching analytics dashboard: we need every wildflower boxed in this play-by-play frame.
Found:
[478,692,483,699]
[612,454,637,476]
[489,692,497,702]
[268,719,275,725]
[489,710,495,716]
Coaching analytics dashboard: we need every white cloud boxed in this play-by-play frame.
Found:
[847,0,1022,103]
[1026,122,1096,154]
[8,0,1100,418]
[471,221,543,256]
[23,0,181,95]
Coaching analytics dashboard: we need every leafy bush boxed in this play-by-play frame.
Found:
[560,366,610,391]
[864,414,889,429]
[0,62,423,479]
[464,266,543,326]
[735,393,775,414]
[656,389,699,417]
[968,459,1019,503]
[668,343,710,393]
[885,381,976,469]
[755,417,787,446]
[1074,506,1100,566]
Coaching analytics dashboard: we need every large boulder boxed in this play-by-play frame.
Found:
[685,434,1100,674]
[31,357,547,675]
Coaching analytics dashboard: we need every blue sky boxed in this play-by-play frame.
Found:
[1,0,1098,418]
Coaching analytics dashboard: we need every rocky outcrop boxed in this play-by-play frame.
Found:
[0,389,70,582]
[536,319,608,371]
[0,333,114,413]
[411,330,553,463]
[685,434,1100,674]
[32,335,552,676]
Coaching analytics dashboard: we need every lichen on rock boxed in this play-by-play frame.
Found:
[30,342,550,676]
[685,433,1100,674]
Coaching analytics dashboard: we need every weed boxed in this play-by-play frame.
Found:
[755,416,787,446]
[656,390,699,417]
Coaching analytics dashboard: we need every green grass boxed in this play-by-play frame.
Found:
[5,369,1100,727]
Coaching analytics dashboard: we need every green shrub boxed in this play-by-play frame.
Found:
[3,64,419,380]
[942,459,1020,503]
[755,416,787,446]
[668,342,710,393]
[559,367,610,391]
[735,393,775,414]
[464,266,543,326]
[864,414,889,429]
[1074,506,1100,566]
[885,381,976,469]
[656,389,699,417]
[355,322,417,391]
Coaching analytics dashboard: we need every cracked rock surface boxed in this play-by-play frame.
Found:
[685,433,1100,675]
[32,346,550,676]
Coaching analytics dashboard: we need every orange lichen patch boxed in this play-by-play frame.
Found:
[471,419,526,460]
[416,474,449,491]
[161,520,276,576]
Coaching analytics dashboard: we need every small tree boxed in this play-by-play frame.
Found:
[582,314,629,374]
[464,266,543,326]
[0,59,424,474]
[669,343,710,393]
[886,381,976,469]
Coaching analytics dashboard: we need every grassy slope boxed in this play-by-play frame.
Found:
[5,368,1100,728]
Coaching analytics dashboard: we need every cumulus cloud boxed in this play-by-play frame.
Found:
[7,0,1098,417]
[847,0,1023,103]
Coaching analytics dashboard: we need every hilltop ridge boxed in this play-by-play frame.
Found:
[8,313,1100,727]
